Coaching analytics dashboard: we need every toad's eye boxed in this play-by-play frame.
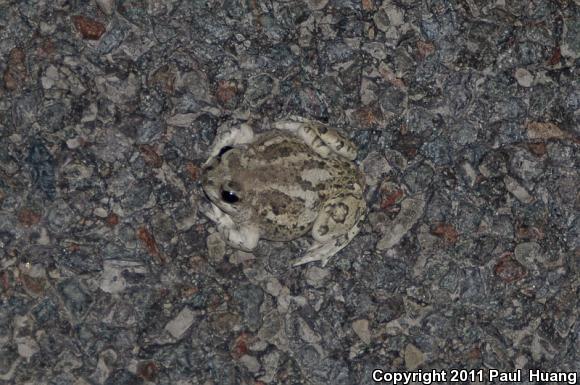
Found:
[218,146,233,158]
[221,190,239,203]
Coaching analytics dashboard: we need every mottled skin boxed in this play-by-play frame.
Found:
[200,118,366,266]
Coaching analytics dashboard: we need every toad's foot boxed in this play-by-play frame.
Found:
[199,202,259,252]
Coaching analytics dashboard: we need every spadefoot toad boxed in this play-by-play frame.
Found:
[200,117,366,266]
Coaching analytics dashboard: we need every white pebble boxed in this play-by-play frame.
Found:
[515,68,533,87]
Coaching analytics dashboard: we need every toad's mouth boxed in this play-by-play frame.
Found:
[199,168,217,201]
[199,162,216,193]
[201,181,222,207]
[202,187,213,203]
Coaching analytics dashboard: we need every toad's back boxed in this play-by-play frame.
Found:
[232,132,364,241]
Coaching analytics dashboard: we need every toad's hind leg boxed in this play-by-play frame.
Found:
[293,222,363,267]
[292,195,366,267]
[273,117,357,160]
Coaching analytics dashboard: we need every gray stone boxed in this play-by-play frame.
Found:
[26,141,56,200]
[504,175,534,204]
[561,18,580,60]
[58,279,93,319]
[96,0,115,15]
[239,354,260,373]
[233,284,264,332]
[377,195,425,250]
[508,148,544,182]
[404,343,424,370]
[352,319,371,344]
[514,68,533,87]
[305,266,330,288]
[165,307,196,339]
[99,260,148,294]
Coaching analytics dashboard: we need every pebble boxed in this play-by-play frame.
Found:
[229,250,255,264]
[525,121,570,141]
[96,0,115,15]
[93,207,108,218]
[304,0,329,10]
[385,3,405,27]
[72,15,106,40]
[352,319,371,344]
[16,336,40,359]
[305,266,330,288]
[377,194,426,250]
[99,260,147,294]
[165,307,196,339]
[265,277,283,297]
[514,68,533,87]
[66,137,83,149]
[239,355,261,373]
[504,176,534,204]
[514,242,543,266]
[404,343,425,370]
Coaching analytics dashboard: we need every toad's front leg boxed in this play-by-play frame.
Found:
[199,201,260,252]
[204,123,254,166]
